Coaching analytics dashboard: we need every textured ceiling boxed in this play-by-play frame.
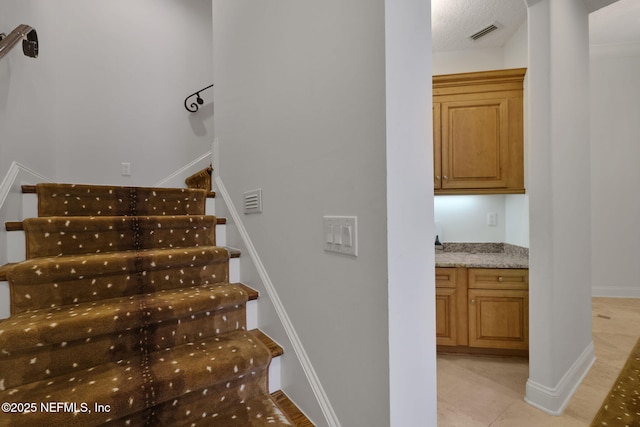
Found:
[432,0,640,52]
[431,0,527,52]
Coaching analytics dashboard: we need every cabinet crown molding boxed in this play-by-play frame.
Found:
[433,68,527,95]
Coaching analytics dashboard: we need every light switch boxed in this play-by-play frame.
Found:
[323,216,357,256]
[325,225,334,244]
[342,225,352,248]
[333,225,343,245]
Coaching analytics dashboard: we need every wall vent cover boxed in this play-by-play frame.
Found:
[469,23,499,41]
[243,189,263,214]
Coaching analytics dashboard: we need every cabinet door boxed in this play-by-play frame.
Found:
[433,102,442,190]
[435,287,457,346]
[468,289,528,350]
[435,267,467,347]
[441,96,509,189]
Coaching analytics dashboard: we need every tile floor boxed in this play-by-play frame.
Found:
[437,297,640,426]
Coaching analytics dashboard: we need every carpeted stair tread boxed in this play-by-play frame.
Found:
[22,215,218,258]
[237,282,259,301]
[8,246,229,313]
[36,183,208,217]
[4,221,22,232]
[271,390,315,427]
[0,330,273,426]
[0,282,249,355]
[149,394,296,427]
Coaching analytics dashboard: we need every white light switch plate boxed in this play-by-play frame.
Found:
[323,216,358,256]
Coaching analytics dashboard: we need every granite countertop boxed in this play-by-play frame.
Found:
[435,242,529,269]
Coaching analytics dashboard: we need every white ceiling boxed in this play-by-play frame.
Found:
[432,0,640,52]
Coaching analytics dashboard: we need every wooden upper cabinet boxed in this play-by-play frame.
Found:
[433,68,526,194]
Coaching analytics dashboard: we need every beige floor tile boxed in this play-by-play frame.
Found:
[439,354,528,395]
[437,399,487,427]
[437,297,640,427]
[562,382,608,424]
[438,360,523,425]
[490,400,586,427]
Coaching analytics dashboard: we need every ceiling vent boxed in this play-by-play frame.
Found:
[469,23,499,41]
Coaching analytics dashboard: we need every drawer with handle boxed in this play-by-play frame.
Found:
[468,268,528,290]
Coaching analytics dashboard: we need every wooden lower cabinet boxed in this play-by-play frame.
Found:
[435,267,468,347]
[436,267,528,354]
[435,288,457,346]
[468,288,528,350]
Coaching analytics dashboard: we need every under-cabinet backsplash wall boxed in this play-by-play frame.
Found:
[434,194,529,247]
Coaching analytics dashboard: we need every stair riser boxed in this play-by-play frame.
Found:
[206,197,215,216]
[230,257,240,283]
[247,299,257,330]
[0,281,8,320]
[21,193,37,219]
[6,230,25,263]
[0,306,248,390]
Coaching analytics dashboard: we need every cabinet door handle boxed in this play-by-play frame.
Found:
[498,276,504,282]
[470,299,476,304]
[443,175,448,180]
[436,175,441,181]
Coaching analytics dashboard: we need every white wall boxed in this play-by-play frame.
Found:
[0,0,56,179]
[504,20,529,68]
[432,47,504,75]
[0,0,214,187]
[434,196,505,242]
[505,194,530,247]
[213,2,389,425]
[590,42,640,297]
[504,21,531,248]
[213,1,435,425]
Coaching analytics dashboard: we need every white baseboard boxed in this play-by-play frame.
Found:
[525,341,596,415]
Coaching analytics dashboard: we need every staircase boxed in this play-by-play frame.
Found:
[0,180,313,426]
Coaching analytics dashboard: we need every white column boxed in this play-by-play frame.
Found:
[385,0,436,425]
[525,0,595,415]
